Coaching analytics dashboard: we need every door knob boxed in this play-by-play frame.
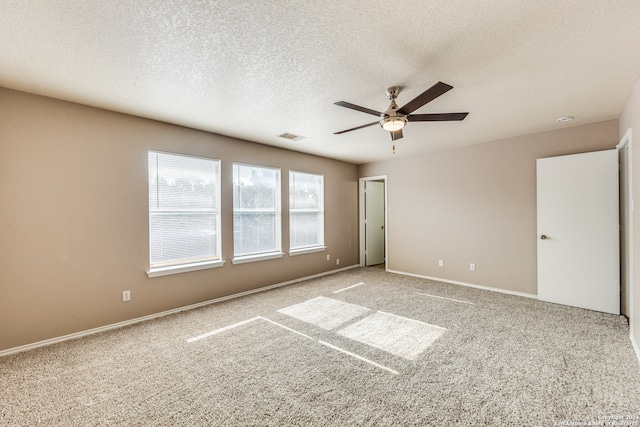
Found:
[540,235,547,240]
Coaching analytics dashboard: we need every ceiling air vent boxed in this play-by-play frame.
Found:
[278,132,305,142]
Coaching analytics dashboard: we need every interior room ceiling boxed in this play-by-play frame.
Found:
[2,1,640,164]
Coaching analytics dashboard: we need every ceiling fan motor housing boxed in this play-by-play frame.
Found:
[380,98,408,130]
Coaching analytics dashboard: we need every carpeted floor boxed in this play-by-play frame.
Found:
[1,267,639,426]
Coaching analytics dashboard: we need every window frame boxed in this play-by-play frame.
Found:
[231,162,283,264]
[289,170,326,256]
[147,151,224,278]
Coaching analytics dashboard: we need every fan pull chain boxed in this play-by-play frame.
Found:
[392,144,395,154]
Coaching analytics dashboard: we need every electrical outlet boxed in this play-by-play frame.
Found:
[469,263,476,271]
[122,290,131,302]
[327,254,330,261]
[438,259,444,267]
[336,258,340,265]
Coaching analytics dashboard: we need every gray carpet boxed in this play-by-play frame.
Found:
[1,267,639,426]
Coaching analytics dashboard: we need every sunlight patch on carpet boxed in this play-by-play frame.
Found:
[318,340,399,375]
[337,311,447,360]
[278,296,370,330]
[187,313,400,375]
[332,282,365,294]
[187,316,261,342]
[415,292,475,305]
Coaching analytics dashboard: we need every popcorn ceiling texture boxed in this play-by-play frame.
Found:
[1,1,640,162]
[1,268,638,425]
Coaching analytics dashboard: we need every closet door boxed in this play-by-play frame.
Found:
[364,181,385,266]
[537,149,619,314]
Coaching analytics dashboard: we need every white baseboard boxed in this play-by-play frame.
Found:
[386,269,538,299]
[632,331,640,365]
[0,265,359,358]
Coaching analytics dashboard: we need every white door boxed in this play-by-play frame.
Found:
[537,149,619,314]
[365,181,385,266]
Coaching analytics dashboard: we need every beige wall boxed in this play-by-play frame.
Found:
[620,77,640,355]
[359,120,619,295]
[0,87,359,352]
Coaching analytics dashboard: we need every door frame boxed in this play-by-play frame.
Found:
[617,129,634,325]
[359,175,388,269]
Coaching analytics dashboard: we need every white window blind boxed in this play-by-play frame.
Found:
[233,163,281,259]
[148,151,221,269]
[289,171,324,251]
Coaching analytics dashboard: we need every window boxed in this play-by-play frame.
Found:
[289,171,324,254]
[147,151,222,277]
[232,163,282,263]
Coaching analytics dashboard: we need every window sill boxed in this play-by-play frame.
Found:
[232,252,284,265]
[147,260,225,278]
[289,246,327,256]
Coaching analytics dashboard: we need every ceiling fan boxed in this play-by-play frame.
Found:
[333,81,468,142]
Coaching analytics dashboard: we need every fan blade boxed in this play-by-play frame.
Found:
[334,101,383,117]
[408,112,469,122]
[390,129,403,141]
[334,121,378,135]
[397,82,453,115]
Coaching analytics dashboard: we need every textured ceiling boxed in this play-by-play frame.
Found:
[2,1,640,164]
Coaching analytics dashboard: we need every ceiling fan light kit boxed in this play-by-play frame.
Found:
[334,81,469,151]
[380,116,407,131]
[379,86,408,132]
